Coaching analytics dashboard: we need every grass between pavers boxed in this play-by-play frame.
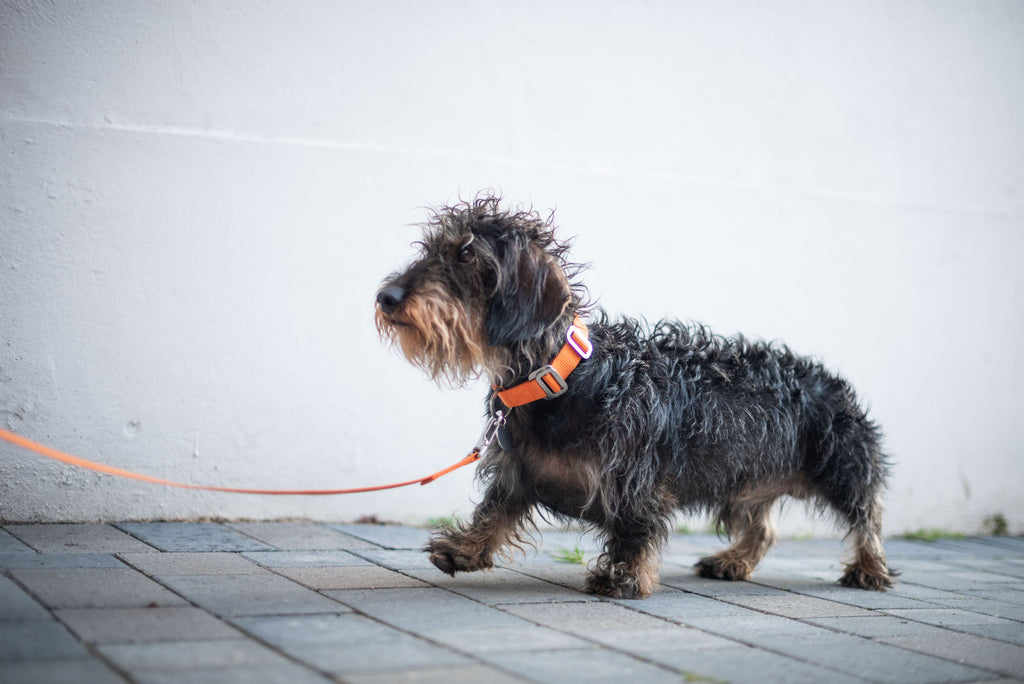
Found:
[901,528,967,542]
[550,546,586,565]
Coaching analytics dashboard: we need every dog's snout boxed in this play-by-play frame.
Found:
[376,284,406,315]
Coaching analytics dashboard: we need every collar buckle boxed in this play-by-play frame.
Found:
[528,365,568,399]
[566,324,593,359]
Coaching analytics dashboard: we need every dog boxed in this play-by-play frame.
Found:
[375,195,893,599]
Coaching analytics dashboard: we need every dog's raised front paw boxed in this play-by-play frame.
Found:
[423,534,493,576]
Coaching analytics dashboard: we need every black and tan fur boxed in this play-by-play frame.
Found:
[376,195,894,599]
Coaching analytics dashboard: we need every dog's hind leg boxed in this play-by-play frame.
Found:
[812,416,894,590]
[838,490,893,590]
[695,495,778,582]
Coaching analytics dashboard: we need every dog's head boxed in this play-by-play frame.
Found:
[375,195,583,385]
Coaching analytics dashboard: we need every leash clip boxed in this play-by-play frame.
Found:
[473,410,506,454]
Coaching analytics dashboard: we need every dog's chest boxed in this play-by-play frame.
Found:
[514,447,602,519]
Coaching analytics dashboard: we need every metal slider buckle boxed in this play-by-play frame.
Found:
[566,325,593,359]
[529,365,568,399]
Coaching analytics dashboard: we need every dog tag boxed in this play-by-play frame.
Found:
[497,424,515,451]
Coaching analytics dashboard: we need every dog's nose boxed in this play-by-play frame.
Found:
[376,284,406,315]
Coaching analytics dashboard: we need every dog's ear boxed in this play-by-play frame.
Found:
[486,244,570,346]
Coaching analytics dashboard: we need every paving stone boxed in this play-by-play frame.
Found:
[801,615,952,638]
[888,558,967,572]
[594,625,740,653]
[350,548,437,570]
[0,620,89,661]
[720,592,877,618]
[0,528,35,553]
[327,587,534,632]
[679,613,842,642]
[2,524,1021,683]
[880,632,1024,679]
[0,575,51,620]
[0,659,128,684]
[965,587,1024,603]
[225,521,379,550]
[663,573,793,597]
[97,639,293,672]
[933,621,1024,646]
[755,632,993,682]
[330,524,429,550]
[5,524,157,554]
[342,664,528,684]
[737,569,847,591]
[645,645,870,684]
[275,565,429,590]
[889,582,975,601]
[483,648,683,684]
[884,539,979,559]
[11,568,187,609]
[970,537,1024,553]
[231,613,472,674]
[505,560,594,590]
[949,560,1024,580]
[882,607,1024,645]
[132,663,333,684]
[774,581,938,610]
[401,565,591,604]
[56,606,242,644]
[923,595,1024,622]
[241,549,374,567]
[229,613,372,647]
[115,523,275,552]
[610,586,763,620]
[499,601,738,652]
[883,607,1020,629]
[501,600,683,634]
[155,573,346,617]
[118,551,264,576]
[418,624,593,655]
[903,570,1022,592]
[932,538,1024,557]
[0,552,127,570]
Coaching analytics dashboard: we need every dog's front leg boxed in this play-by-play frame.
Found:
[586,539,661,599]
[425,478,532,576]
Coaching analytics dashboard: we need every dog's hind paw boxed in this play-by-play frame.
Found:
[838,565,894,591]
[694,554,754,582]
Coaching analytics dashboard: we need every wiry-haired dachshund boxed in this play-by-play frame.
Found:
[375,195,893,599]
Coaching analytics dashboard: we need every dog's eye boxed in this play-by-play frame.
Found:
[457,236,475,263]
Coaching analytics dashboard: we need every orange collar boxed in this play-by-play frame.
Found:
[494,317,593,409]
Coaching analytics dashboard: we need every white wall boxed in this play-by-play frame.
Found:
[2,1,1022,535]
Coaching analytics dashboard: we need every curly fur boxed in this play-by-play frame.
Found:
[376,193,894,598]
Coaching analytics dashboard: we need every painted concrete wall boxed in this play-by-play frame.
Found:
[2,1,1022,535]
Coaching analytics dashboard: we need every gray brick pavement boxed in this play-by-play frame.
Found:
[0,522,1022,683]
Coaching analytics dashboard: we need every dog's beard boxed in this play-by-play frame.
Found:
[375,284,494,386]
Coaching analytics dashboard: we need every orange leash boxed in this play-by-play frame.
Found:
[0,427,482,495]
[0,320,593,496]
